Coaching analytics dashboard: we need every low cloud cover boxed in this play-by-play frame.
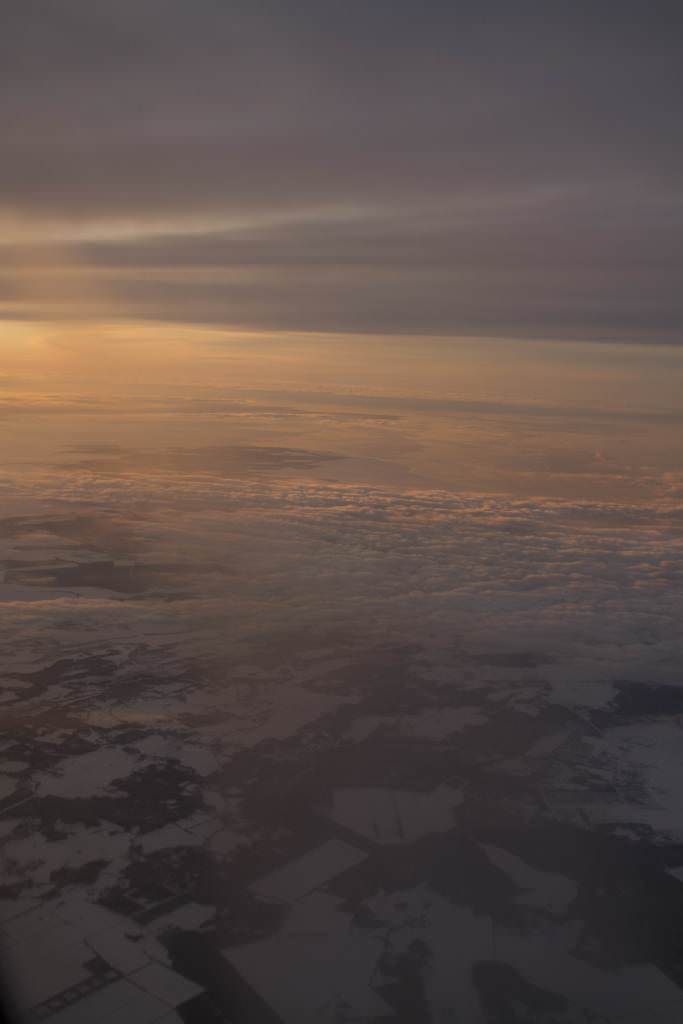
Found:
[3,466,682,701]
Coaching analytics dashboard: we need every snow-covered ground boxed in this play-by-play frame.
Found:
[2,469,683,1021]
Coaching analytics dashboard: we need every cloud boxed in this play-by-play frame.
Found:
[2,2,682,341]
[2,469,682,712]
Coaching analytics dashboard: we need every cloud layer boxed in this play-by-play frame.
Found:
[3,468,682,706]
[2,2,682,340]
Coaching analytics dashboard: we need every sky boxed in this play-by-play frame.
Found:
[2,1,683,343]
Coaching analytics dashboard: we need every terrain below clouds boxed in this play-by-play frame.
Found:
[2,462,683,1022]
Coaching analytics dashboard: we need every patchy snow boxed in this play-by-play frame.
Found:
[253,840,366,904]
[35,747,142,800]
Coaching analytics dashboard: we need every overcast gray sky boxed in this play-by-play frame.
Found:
[2,1,682,341]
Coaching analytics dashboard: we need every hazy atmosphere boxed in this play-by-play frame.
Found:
[2,4,683,1023]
